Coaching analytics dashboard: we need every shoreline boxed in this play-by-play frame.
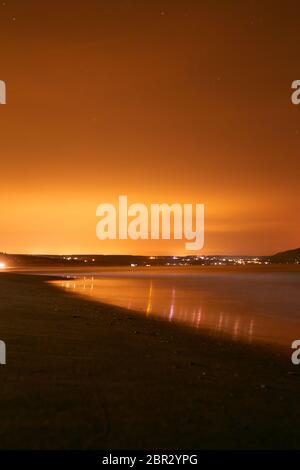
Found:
[0,273,300,449]
[48,265,300,350]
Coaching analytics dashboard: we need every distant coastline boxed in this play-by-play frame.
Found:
[0,247,299,269]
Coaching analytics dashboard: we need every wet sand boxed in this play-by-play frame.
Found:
[1,272,300,449]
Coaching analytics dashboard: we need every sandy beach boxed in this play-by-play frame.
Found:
[1,272,300,449]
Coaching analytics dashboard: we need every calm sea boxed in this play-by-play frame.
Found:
[45,266,300,348]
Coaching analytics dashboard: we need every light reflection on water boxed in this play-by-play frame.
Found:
[51,271,300,347]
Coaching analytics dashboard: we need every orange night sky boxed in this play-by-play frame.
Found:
[0,0,299,255]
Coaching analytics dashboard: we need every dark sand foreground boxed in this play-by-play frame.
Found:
[0,273,300,449]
